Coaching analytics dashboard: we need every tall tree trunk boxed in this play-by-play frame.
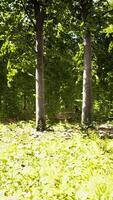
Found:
[34,3,45,131]
[81,30,92,125]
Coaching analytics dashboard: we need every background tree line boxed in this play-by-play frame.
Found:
[0,0,113,130]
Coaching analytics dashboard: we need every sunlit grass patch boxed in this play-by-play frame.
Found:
[0,121,113,199]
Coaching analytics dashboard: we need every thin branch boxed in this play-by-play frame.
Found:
[103,9,113,16]
[26,40,37,54]
[20,0,37,31]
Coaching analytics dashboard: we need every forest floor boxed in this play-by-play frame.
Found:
[0,121,113,200]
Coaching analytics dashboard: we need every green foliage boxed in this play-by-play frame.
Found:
[104,24,113,36]
[0,121,113,199]
[0,0,113,122]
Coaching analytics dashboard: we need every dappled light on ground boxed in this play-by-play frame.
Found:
[0,121,113,199]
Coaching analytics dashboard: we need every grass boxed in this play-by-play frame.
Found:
[0,121,113,200]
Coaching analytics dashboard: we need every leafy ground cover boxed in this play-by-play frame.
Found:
[0,121,113,200]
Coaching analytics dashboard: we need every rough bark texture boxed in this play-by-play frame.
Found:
[34,2,45,131]
[81,30,92,125]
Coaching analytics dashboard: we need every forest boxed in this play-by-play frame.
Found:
[0,0,113,128]
[0,0,113,199]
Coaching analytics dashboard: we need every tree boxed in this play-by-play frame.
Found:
[80,0,93,125]
[65,0,93,125]
[31,0,45,131]
[67,0,112,125]
[82,30,92,125]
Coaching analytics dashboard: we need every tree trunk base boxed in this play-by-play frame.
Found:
[36,118,46,132]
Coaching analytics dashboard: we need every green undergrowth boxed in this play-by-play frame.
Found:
[0,121,113,200]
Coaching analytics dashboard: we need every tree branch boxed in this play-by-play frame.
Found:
[103,9,113,16]
[26,40,37,54]
[20,0,37,31]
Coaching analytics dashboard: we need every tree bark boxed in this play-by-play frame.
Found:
[81,30,92,125]
[34,3,45,131]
